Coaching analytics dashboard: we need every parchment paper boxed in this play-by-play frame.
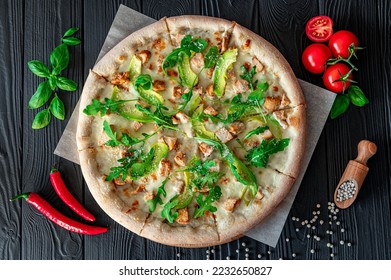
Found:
[54,4,336,247]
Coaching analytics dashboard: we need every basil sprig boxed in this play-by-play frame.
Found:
[28,27,81,129]
[330,85,369,119]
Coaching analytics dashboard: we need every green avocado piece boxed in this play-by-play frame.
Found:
[177,51,198,88]
[174,172,193,210]
[149,142,169,172]
[129,55,142,81]
[213,48,238,97]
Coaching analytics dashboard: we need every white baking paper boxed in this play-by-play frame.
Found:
[54,4,336,247]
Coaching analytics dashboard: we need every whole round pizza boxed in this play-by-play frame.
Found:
[76,16,306,247]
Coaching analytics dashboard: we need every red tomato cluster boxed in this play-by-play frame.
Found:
[302,16,359,93]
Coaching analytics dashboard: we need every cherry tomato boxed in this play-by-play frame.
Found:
[302,44,332,74]
[305,16,333,42]
[328,30,359,59]
[323,63,353,93]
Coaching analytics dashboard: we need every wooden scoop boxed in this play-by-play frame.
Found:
[334,140,377,209]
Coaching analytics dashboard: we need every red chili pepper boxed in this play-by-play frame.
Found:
[50,167,95,222]
[11,192,107,235]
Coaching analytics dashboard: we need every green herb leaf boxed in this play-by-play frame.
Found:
[83,98,131,116]
[247,82,268,105]
[330,94,350,119]
[50,44,69,75]
[49,94,65,120]
[348,85,369,107]
[56,76,78,91]
[244,126,269,139]
[103,120,120,147]
[61,37,81,46]
[147,177,168,212]
[134,74,152,90]
[105,149,141,181]
[32,108,51,129]
[28,81,53,109]
[240,65,257,91]
[48,76,57,90]
[161,196,179,223]
[246,138,290,168]
[193,186,222,218]
[162,49,182,76]
[204,46,219,68]
[63,27,79,37]
[135,104,176,130]
[27,60,51,78]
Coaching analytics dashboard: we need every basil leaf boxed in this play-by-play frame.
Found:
[204,46,219,68]
[56,76,78,91]
[49,94,65,120]
[134,74,152,90]
[50,44,69,75]
[27,60,51,78]
[48,76,57,90]
[61,37,81,46]
[348,85,369,107]
[330,94,350,119]
[28,81,52,109]
[32,108,51,129]
[63,27,79,37]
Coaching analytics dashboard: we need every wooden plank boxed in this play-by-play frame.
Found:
[320,0,391,259]
[21,0,84,259]
[0,0,24,260]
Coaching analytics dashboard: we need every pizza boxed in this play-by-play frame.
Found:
[76,16,306,247]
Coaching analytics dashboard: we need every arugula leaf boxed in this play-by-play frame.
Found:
[103,120,120,147]
[49,94,65,120]
[135,104,176,130]
[27,60,51,78]
[83,98,132,116]
[240,65,257,91]
[244,126,269,140]
[105,149,141,181]
[162,35,207,76]
[193,186,222,218]
[204,46,219,68]
[134,74,152,90]
[147,177,168,212]
[245,138,290,168]
[247,82,268,106]
[161,196,179,223]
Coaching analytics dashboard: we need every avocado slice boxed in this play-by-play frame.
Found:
[177,51,198,88]
[213,48,238,97]
[129,55,142,81]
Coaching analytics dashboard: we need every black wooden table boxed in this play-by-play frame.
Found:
[1,0,390,260]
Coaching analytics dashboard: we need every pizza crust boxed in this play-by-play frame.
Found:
[76,16,306,247]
